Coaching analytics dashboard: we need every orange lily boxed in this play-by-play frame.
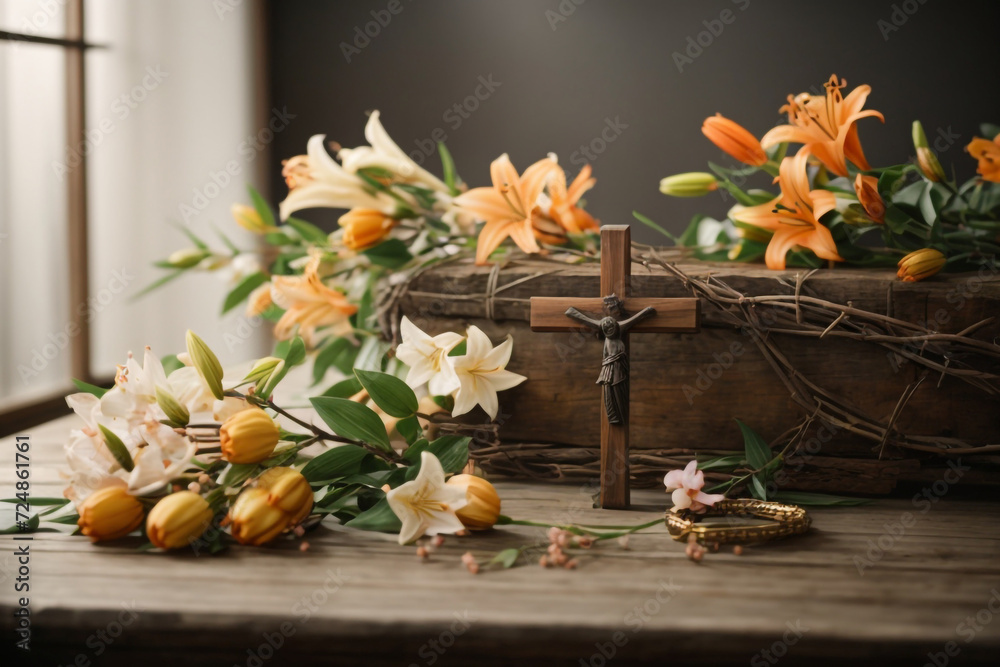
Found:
[548,164,599,234]
[761,75,885,177]
[730,150,843,270]
[897,248,946,282]
[853,174,885,223]
[702,114,767,167]
[453,154,560,265]
[270,256,357,344]
[966,135,1000,183]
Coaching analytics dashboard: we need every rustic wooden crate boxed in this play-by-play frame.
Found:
[390,257,1000,494]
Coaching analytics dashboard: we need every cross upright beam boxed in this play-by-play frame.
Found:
[529,225,700,508]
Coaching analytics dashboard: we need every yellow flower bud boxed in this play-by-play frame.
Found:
[338,208,396,250]
[257,467,314,525]
[155,385,190,427]
[853,174,885,223]
[229,488,291,546]
[897,248,946,283]
[659,172,719,198]
[185,330,224,400]
[242,356,282,386]
[77,486,145,542]
[913,121,946,182]
[146,491,213,549]
[232,203,274,234]
[447,474,501,531]
[220,408,281,464]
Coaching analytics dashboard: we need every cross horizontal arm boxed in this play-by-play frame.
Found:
[529,297,701,333]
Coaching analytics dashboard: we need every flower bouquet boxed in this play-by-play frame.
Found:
[652,74,1000,281]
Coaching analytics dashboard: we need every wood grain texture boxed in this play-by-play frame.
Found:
[1,420,999,666]
[399,258,1000,491]
[529,297,701,332]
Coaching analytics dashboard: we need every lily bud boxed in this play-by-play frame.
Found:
[232,203,274,234]
[220,408,281,464]
[77,486,145,542]
[229,488,290,546]
[659,172,719,197]
[447,474,501,530]
[185,330,224,400]
[913,121,946,182]
[167,248,208,269]
[155,385,190,427]
[853,174,885,223]
[257,467,314,525]
[897,248,946,282]
[242,356,282,386]
[338,208,396,250]
[702,114,768,167]
[146,491,213,549]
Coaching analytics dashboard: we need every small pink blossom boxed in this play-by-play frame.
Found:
[664,460,725,512]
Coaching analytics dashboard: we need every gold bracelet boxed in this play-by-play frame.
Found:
[665,498,811,545]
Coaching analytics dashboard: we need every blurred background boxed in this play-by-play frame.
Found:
[1,0,998,430]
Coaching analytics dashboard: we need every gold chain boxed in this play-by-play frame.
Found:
[665,498,811,545]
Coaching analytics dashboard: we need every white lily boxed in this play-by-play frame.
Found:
[395,316,464,395]
[338,111,450,194]
[449,326,526,420]
[386,451,468,545]
[279,134,397,220]
[100,347,168,427]
[128,422,198,496]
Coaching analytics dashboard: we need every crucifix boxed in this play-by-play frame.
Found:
[529,225,701,509]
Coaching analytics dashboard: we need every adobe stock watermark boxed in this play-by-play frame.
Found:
[853,459,970,575]
[340,0,413,63]
[18,268,135,385]
[53,65,169,181]
[878,0,930,41]
[9,0,68,46]
[545,0,588,31]
[179,107,296,224]
[407,74,503,167]
[750,619,810,666]
[55,601,144,665]
[568,116,629,167]
[234,568,353,667]
[672,0,751,74]
[579,579,682,666]
[408,610,476,667]
[923,589,1000,667]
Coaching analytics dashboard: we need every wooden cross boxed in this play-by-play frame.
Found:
[529,225,701,509]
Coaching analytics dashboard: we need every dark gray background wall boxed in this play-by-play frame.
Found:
[267,0,1000,243]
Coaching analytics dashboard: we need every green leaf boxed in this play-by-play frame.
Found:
[344,496,402,533]
[980,123,1000,140]
[248,184,276,228]
[275,335,308,367]
[310,397,393,453]
[677,215,705,247]
[736,419,771,471]
[0,497,70,506]
[71,378,108,398]
[322,376,364,398]
[354,369,419,418]
[217,463,259,487]
[438,141,460,195]
[750,475,768,500]
[313,337,360,384]
[173,223,210,251]
[773,491,870,506]
[286,216,330,245]
[98,425,134,472]
[696,454,744,472]
[131,268,185,300]
[264,231,298,246]
[222,271,268,314]
[301,444,371,483]
[363,239,413,269]
[427,436,470,474]
[396,415,422,446]
[631,211,676,241]
[489,548,521,569]
[1,512,39,534]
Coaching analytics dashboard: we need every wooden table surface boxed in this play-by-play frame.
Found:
[2,416,999,666]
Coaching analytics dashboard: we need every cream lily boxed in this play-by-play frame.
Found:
[338,110,450,193]
[279,134,397,220]
[449,326,526,420]
[395,316,464,395]
[386,451,468,545]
